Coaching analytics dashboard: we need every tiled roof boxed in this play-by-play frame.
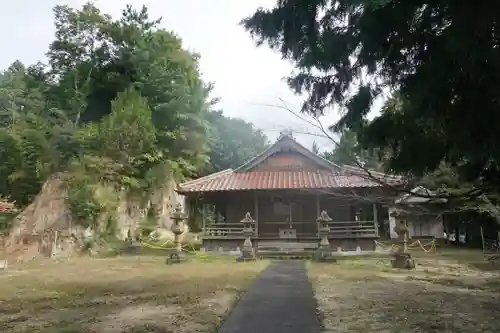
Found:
[178,133,403,194]
[178,169,383,193]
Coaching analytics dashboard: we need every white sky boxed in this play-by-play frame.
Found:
[0,0,385,152]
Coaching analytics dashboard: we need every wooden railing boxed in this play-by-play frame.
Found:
[257,221,315,238]
[327,221,377,238]
[204,223,246,237]
[203,220,377,238]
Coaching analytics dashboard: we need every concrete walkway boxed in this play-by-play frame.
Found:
[217,261,321,333]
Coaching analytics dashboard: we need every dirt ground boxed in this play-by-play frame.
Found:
[0,256,268,333]
[308,249,500,333]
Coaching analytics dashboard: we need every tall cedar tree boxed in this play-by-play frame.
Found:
[243,1,500,197]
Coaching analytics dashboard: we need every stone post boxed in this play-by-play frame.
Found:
[394,220,409,252]
[392,220,415,269]
[314,211,336,262]
[51,230,58,259]
[166,203,188,264]
[237,212,256,262]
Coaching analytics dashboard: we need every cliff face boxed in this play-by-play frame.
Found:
[2,174,184,261]
[149,178,186,230]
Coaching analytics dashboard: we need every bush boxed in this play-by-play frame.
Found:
[0,212,15,233]
[66,180,104,228]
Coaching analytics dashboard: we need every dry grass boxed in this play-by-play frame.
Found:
[0,256,268,333]
[308,249,500,333]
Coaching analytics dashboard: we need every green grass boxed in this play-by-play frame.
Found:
[308,249,500,333]
[0,256,268,333]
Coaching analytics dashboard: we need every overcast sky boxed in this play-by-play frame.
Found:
[0,0,385,152]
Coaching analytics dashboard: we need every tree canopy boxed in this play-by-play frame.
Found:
[203,111,269,175]
[243,1,500,197]
[0,2,267,209]
[321,129,384,171]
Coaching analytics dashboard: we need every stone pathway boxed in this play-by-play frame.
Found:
[217,261,321,333]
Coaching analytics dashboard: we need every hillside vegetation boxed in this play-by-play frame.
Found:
[0,3,268,246]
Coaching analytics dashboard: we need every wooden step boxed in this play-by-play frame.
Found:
[257,248,316,259]
[257,250,315,260]
[257,241,318,251]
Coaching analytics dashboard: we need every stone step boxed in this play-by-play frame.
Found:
[258,253,314,260]
[257,249,316,260]
[257,241,318,250]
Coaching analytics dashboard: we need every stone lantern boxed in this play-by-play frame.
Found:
[393,220,409,252]
[392,219,415,269]
[237,212,256,262]
[314,211,336,262]
[166,203,188,264]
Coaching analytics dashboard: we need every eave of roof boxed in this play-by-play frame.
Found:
[394,186,447,204]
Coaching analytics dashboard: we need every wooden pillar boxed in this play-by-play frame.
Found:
[254,193,259,237]
[202,200,207,235]
[373,203,379,237]
[316,195,321,237]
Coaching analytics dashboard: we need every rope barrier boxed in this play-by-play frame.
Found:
[374,239,437,253]
[140,240,198,254]
[139,240,232,261]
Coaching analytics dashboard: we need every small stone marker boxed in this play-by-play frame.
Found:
[0,260,8,271]
[166,203,188,265]
[236,212,256,262]
[391,221,415,269]
[314,211,337,262]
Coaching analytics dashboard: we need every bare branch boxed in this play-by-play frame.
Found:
[256,99,484,203]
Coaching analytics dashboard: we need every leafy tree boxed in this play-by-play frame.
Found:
[202,111,269,174]
[0,1,274,219]
[0,65,59,206]
[91,87,156,163]
[243,1,500,196]
[46,3,211,176]
[0,2,215,210]
[322,129,384,171]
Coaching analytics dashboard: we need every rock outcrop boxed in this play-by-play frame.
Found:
[1,174,184,261]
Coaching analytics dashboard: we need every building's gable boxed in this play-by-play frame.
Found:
[235,133,340,173]
[250,151,328,171]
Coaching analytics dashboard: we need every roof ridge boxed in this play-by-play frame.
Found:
[235,135,342,172]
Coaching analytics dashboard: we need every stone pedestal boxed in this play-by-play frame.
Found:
[166,204,188,265]
[391,251,416,269]
[237,212,256,262]
[314,211,337,262]
[391,220,415,269]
